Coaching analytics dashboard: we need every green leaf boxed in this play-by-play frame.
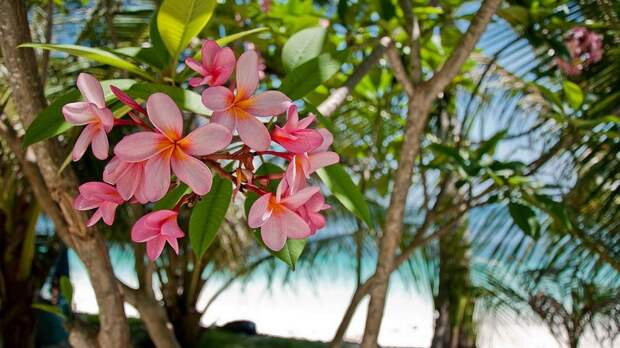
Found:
[189,175,233,258]
[508,202,540,239]
[60,276,73,305]
[148,11,172,69]
[281,26,326,72]
[153,184,191,210]
[562,80,584,109]
[252,232,307,271]
[157,0,216,62]
[475,130,507,158]
[23,79,138,146]
[280,52,342,100]
[127,83,210,115]
[317,164,372,227]
[216,27,270,46]
[19,43,154,81]
[32,303,66,320]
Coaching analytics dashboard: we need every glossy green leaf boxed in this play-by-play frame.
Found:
[60,276,73,305]
[23,79,138,147]
[189,175,233,258]
[317,164,372,227]
[563,80,584,109]
[281,26,326,72]
[157,0,216,62]
[252,232,307,271]
[19,43,154,81]
[508,202,540,239]
[153,184,191,211]
[280,52,342,100]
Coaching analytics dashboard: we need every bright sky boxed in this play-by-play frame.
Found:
[67,253,604,348]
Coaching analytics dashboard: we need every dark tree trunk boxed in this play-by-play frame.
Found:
[431,218,476,348]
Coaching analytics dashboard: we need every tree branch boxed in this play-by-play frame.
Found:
[317,37,392,116]
[385,43,415,97]
[428,0,501,97]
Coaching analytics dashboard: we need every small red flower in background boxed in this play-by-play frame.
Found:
[555,27,603,76]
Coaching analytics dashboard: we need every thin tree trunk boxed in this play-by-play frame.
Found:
[431,215,476,348]
[360,1,501,345]
[0,1,131,346]
[120,284,181,348]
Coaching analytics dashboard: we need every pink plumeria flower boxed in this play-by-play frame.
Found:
[103,156,149,203]
[62,73,114,161]
[202,50,291,150]
[271,104,323,153]
[248,182,320,251]
[114,93,232,202]
[285,128,340,193]
[131,210,184,260]
[297,190,331,235]
[73,182,124,227]
[185,40,235,87]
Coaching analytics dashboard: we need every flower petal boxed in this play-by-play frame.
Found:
[282,186,320,210]
[236,110,271,151]
[73,194,98,210]
[185,56,208,76]
[260,218,287,251]
[86,209,103,227]
[308,151,339,173]
[240,91,290,117]
[211,109,237,131]
[144,150,172,202]
[248,193,272,228]
[100,201,118,225]
[91,128,109,160]
[179,123,232,156]
[161,219,185,238]
[131,218,159,242]
[146,93,184,140]
[63,102,96,125]
[115,163,143,201]
[236,50,259,99]
[314,128,334,153]
[114,131,169,162]
[274,129,323,153]
[201,40,220,67]
[72,124,97,161]
[165,236,180,255]
[146,236,167,260]
[170,150,213,196]
[211,47,235,86]
[202,86,234,112]
[77,73,105,108]
[278,207,312,239]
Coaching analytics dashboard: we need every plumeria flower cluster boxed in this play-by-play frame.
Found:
[64,40,339,260]
[555,26,603,76]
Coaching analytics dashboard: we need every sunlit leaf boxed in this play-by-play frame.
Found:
[157,0,216,62]
[19,43,154,81]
